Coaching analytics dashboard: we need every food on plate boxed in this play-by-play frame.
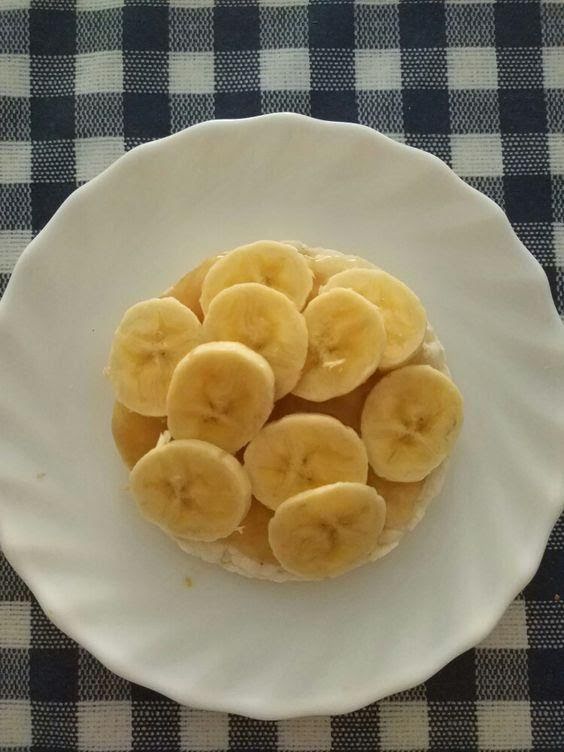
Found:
[106,241,463,581]
[106,297,200,416]
[292,287,386,401]
[243,413,368,510]
[202,282,308,399]
[167,341,274,453]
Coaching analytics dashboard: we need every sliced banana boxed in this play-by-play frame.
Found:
[322,268,427,369]
[271,373,379,432]
[361,364,463,482]
[307,253,375,299]
[268,482,386,579]
[130,439,251,541]
[202,282,308,399]
[244,413,368,510]
[292,288,386,402]
[167,341,274,453]
[163,255,221,321]
[368,468,424,532]
[225,499,278,566]
[199,240,313,314]
[106,297,201,416]
[111,401,167,469]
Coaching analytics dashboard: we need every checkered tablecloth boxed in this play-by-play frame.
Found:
[1,1,563,750]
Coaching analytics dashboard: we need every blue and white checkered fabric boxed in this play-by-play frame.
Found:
[1,1,563,750]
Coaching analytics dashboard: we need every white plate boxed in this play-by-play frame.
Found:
[0,114,563,720]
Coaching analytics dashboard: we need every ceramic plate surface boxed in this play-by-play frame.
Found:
[1,114,563,719]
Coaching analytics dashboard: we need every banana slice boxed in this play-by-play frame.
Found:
[106,297,201,416]
[322,268,427,369]
[199,240,313,314]
[111,402,167,469]
[361,364,463,482]
[167,341,275,453]
[271,373,379,432]
[163,255,221,321]
[244,413,368,510]
[130,439,251,541]
[268,482,386,579]
[307,253,375,299]
[225,499,278,566]
[292,288,386,401]
[367,468,424,532]
[202,282,308,399]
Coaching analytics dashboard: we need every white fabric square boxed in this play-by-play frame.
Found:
[543,48,564,89]
[76,0,124,8]
[78,701,132,752]
[0,601,31,648]
[258,0,307,6]
[0,700,32,747]
[379,700,429,750]
[477,701,532,749]
[447,47,498,89]
[75,51,123,95]
[355,49,401,91]
[0,230,33,273]
[169,51,214,94]
[76,137,124,183]
[479,599,529,650]
[179,708,229,751]
[0,141,31,183]
[0,0,29,8]
[451,134,503,177]
[278,716,332,750]
[260,49,310,91]
[0,54,29,97]
[171,0,215,7]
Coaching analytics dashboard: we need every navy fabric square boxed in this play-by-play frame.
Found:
[428,701,478,750]
[123,5,168,51]
[495,3,543,47]
[355,5,400,50]
[449,90,500,134]
[229,716,278,751]
[29,9,75,56]
[331,706,379,752]
[0,9,29,54]
[499,90,547,133]
[214,5,259,52]
[124,93,170,139]
[524,549,564,600]
[427,650,476,701]
[0,97,31,139]
[215,91,260,119]
[31,701,78,749]
[31,97,75,141]
[529,650,564,700]
[170,7,213,53]
[131,700,181,749]
[31,182,75,234]
[309,3,354,49]
[30,648,78,702]
[504,175,553,224]
[0,184,31,229]
[497,48,544,90]
[400,3,446,48]
[445,3,495,47]
[311,91,357,123]
[403,89,450,133]
[32,139,75,183]
[358,90,404,133]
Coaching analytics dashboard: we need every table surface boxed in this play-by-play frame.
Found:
[0,1,563,751]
